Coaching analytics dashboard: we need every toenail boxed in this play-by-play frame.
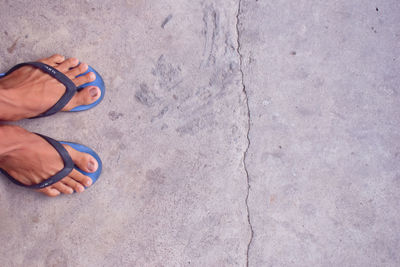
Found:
[88,160,96,171]
[85,179,92,186]
[89,87,98,97]
[81,63,88,71]
[77,185,85,192]
[86,71,93,79]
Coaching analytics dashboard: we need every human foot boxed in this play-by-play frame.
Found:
[0,54,101,121]
[0,125,98,197]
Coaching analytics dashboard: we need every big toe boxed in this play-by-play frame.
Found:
[62,86,101,111]
[63,144,98,173]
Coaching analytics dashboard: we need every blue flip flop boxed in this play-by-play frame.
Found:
[70,65,105,112]
[0,134,102,191]
[0,61,105,118]
[59,141,102,188]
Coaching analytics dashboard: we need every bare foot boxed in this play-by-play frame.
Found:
[0,125,98,197]
[0,54,101,121]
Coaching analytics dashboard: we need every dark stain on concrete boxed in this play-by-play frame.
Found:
[7,37,19,53]
[146,168,166,185]
[135,83,158,107]
[108,111,124,121]
[151,55,182,91]
[151,106,169,122]
[201,5,219,67]
[161,14,173,28]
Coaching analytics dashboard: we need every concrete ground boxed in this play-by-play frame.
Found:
[0,0,399,266]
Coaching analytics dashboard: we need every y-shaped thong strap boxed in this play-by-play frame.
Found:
[0,134,74,189]
[2,62,77,118]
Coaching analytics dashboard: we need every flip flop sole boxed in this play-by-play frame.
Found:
[60,141,102,187]
[70,65,105,112]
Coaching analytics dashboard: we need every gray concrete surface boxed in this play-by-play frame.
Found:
[0,0,399,266]
[240,1,400,266]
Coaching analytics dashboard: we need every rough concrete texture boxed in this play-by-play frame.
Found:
[0,0,399,266]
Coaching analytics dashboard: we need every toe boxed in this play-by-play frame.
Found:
[53,181,74,195]
[65,62,89,79]
[73,71,96,87]
[62,86,100,111]
[69,169,93,187]
[57,57,79,72]
[62,176,85,193]
[39,54,65,66]
[38,187,61,197]
[63,144,99,173]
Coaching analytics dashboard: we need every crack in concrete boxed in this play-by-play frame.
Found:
[235,0,254,266]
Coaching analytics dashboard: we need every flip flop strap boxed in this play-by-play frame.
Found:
[3,62,77,118]
[0,134,74,189]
